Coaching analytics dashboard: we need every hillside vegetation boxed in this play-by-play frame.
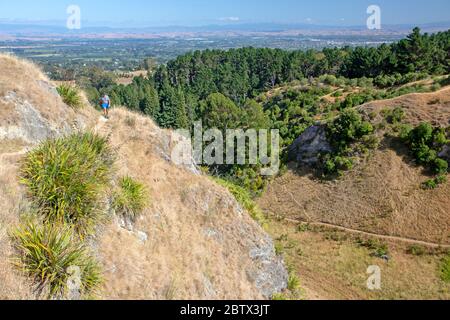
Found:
[0,54,287,300]
[71,28,450,193]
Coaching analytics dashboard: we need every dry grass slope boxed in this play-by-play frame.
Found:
[0,55,287,300]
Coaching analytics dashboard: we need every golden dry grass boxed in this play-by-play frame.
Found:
[0,54,97,141]
[93,108,274,299]
[0,152,36,299]
[359,86,450,127]
[268,219,450,300]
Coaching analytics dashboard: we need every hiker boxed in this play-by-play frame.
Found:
[100,94,111,118]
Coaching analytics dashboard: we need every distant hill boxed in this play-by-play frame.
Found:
[1,21,450,39]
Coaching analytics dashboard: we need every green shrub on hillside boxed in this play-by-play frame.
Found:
[21,132,114,236]
[57,84,84,109]
[287,273,301,291]
[327,109,374,151]
[401,122,449,178]
[331,91,342,98]
[322,154,354,176]
[319,109,374,176]
[382,107,406,124]
[440,255,450,283]
[433,158,449,175]
[407,245,426,256]
[433,128,449,146]
[113,176,149,221]
[356,238,389,258]
[422,174,448,190]
[213,177,267,228]
[398,124,414,140]
[11,222,102,299]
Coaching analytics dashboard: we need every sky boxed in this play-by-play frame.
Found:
[0,0,449,27]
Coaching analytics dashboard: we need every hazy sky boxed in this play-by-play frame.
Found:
[0,0,449,27]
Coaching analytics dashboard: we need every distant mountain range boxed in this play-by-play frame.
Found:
[0,20,449,39]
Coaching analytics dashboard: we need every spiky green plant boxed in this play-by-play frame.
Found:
[21,132,114,236]
[11,222,102,299]
[57,84,83,109]
[287,273,300,291]
[113,176,149,220]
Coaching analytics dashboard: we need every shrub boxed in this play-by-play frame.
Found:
[322,154,354,176]
[356,238,389,258]
[383,107,405,124]
[287,274,300,291]
[409,123,434,145]
[21,132,114,236]
[319,74,337,86]
[335,156,353,171]
[422,179,437,190]
[57,84,83,109]
[327,109,374,150]
[402,122,449,179]
[113,176,149,221]
[431,83,441,92]
[432,158,449,175]
[11,222,102,299]
[435,174,448,184]
[357,77,374,88]
[414,144,436,165]
[274,242,284,256]
[398,124,413,140]
[339,96,354,110]
[362,135,380,150]
[407,245,426,256]
[440,255,450,283]
[433,128,448,146]
[422,174,448,190]
[320,109,374,177]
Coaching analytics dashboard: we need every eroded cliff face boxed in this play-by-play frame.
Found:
[0,54,287,300]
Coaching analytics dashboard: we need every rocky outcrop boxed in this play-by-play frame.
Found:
[0,92,70,143]
[438,144,450,164]
[288,125,332,166]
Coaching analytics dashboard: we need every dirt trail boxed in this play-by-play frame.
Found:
[279,179,450,248]
[274,182,450,248]
[283,217,450,249]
